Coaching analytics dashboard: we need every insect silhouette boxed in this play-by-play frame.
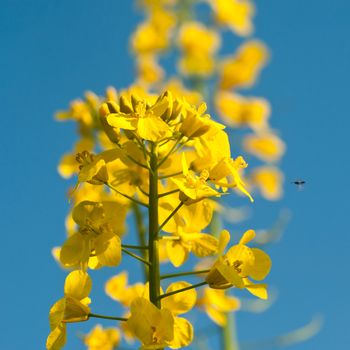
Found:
[291,180,306,191]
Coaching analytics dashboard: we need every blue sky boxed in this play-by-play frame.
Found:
[1,0,349,349]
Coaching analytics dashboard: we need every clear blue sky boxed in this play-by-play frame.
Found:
[1,0,349,349]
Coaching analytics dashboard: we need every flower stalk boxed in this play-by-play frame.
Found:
[148,143,161,308]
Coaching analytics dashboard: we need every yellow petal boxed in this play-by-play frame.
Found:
[137,116,171,141]
[218,230,230,255]
[239,229,256,245]
[46,323,66,350]
[166,240,189,267]
[168,317,193,349]
[105,272,128,301]
[244,279,268,300]
[106,113,137,130]
[205,305,227,327]
[186,233,219,257]
[60,233,88,267]
[78,159,107,183]
[162,282,197,315]
[63,296,90,323]
[96,235,122,267]
[250,248,272,280]
[128,298,174,347]
[49,298,65,330]
[64,270,92,300]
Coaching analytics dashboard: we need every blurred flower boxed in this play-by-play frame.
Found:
[219,41,269,90]
[243,132,285,162]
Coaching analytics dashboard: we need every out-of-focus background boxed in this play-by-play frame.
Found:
[1,0,349,349]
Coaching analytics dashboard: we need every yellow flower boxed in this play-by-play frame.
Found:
[207,156,253,202]
[46,271,92,350]
[206,230,271,299]
[159,196,217,266]
[165,225,219,267]
[106,94,172,141]
[171,154,220,204]
[250,166,284,200]
[60,201,123,269]
[105,271,145,308]
[131,9,175,54]
[178,21,220,56]
[162,281,197,316]
[58,138,94,179]
[197,287,240,326]
[76,151,109,185]
[243,132,286,162]
[215,91,270,131]
[179,101,225,138]
[219,41,269,90]
[127,281,195,349]
[177,21,221,76]
[208,0,255,36]
[126,297,175,349]
[84,325,120,350]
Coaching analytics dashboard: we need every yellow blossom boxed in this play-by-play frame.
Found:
[219,41,269,90]
[197,287,240,326]
[171,154,220,204]
[250,166,284,200]
[206,230,271,299]
[126,297,175,349]
[46,271,92,350]
[179,101,225,138]
[60,201,123,269]
[208,0,255,36]
[58,138,94,179]
[106,94,172,141]
[215,91,270,131]
[243,132,286,162]
[105,271,145,308]
[208,156,254,202]
[84,325,120,350]
[177,21,220,76]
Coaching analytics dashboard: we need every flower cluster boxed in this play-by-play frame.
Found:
[47,0,286,349]
[48,89,271,349]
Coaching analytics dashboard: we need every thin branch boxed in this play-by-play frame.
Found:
[107,183,148,208]
[122,244,149,250]
[137,185,150,197]
[158,202,184,232]
[158,281,208,300]
[89,313,128,322]
[122,248,151,266]
[160,269,210,280]
[159,171,183,180]
[158,189,180,198]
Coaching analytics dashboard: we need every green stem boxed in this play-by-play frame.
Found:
[158,281,207,300]
[107,183,148,208]
[132,202,149,280]
[122,248,151,266]
[158,202,184,232]
[158,189,180,198]
[89,313,128,322]
[121,244,148,250]
[159,171,183,180]
[160,269,210,280]
[148,143,161,308]
[222,313,240,350]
